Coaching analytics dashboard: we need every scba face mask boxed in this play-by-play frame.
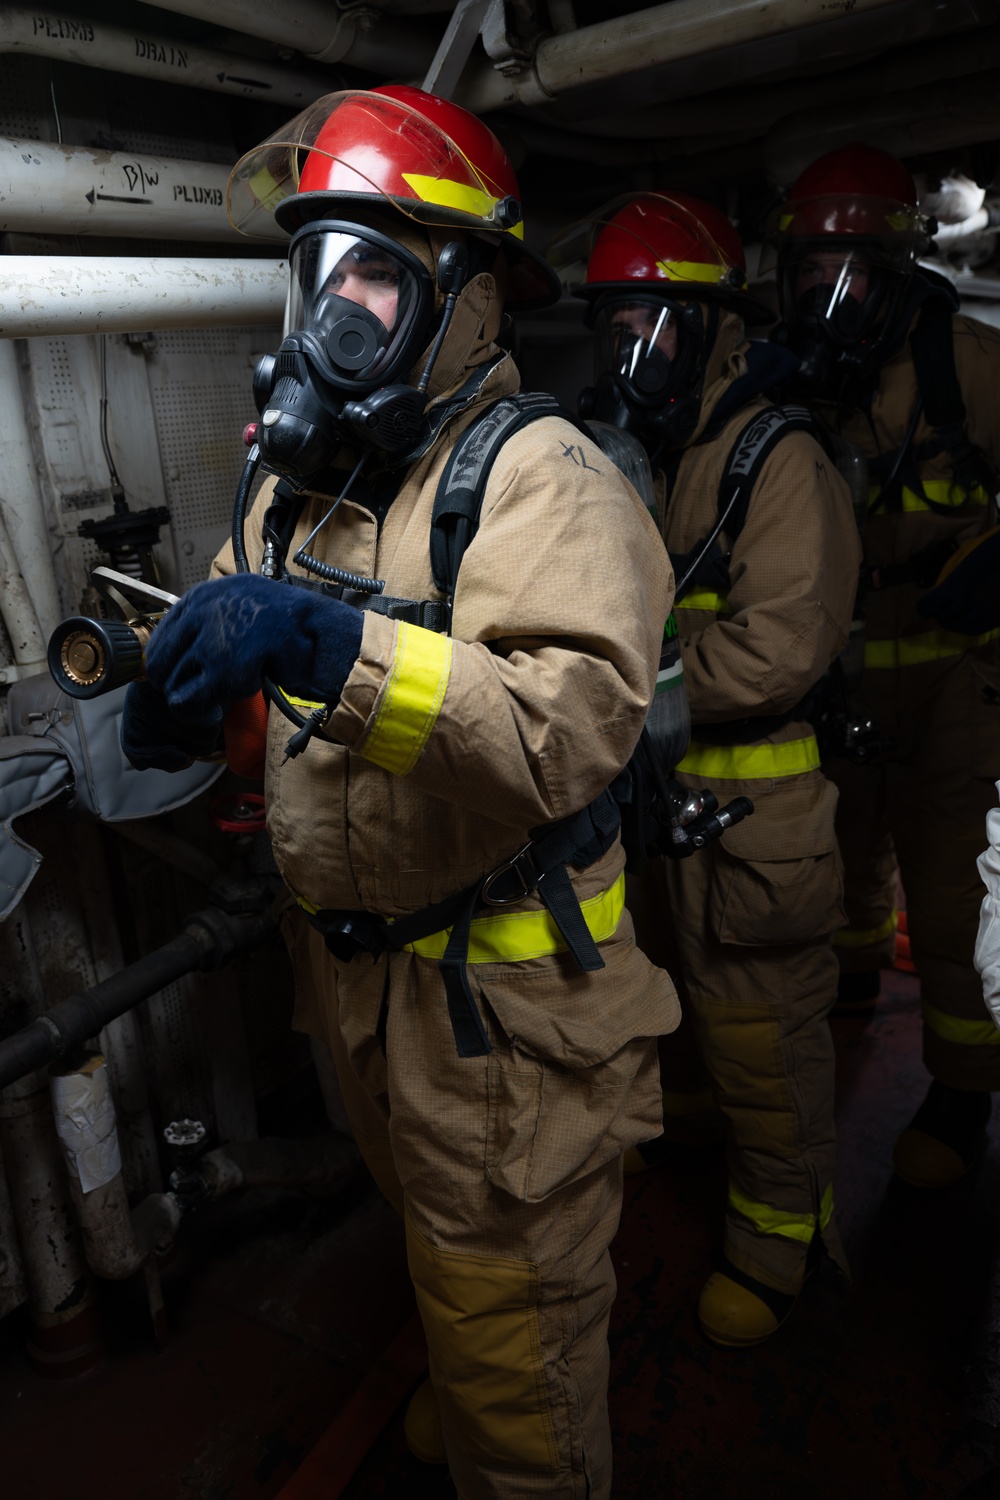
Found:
[252,222,437,477]
[776,244,907,397]
[583,294,703,454]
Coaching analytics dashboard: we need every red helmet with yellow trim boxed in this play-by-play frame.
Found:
[578,192,773,323]
[552,194,770,455]
[769,145,931,388]
[228,85,559,309]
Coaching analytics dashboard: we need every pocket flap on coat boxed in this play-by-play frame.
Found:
[712,773,839,864]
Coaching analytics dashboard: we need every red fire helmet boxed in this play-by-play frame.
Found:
[774,144,926,245]
[553,192,774,324]
[227,85,559,308]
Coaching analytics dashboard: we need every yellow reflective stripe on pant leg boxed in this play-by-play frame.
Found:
[405,1209,560,1471]
[362,621,453,776]
[676,735,820,780]
[675,590,731,615]
[832,910,898,949]
[728,1182,835,1244]
[865,627,1000,668]
[868,480,990,513]
[405,873,625,964]
[922,1000,1000,1048]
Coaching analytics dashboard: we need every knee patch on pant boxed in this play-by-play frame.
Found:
[405,1210,561,1472]
[694,998,798,1156]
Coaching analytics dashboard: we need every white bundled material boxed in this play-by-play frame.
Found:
[50,1056,123,1194]
[975,781,1000,1031]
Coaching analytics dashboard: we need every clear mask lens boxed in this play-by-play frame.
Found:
[594,298,679,399]
[286,229,423,383]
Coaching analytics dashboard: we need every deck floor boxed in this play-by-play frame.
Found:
[4,969,1000,1500]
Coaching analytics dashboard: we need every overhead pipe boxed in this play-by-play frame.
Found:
[455,0,912,113]
[0,139,284,243]
[765,67,1000,186]
[0,509,48,677]
[934,206,1000,246]
[0,9,334,107]
[546,21,1000,141]
[0,257,287,338]
[151,0,437,73]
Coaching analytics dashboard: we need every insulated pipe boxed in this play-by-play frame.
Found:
[50,1054,183,1280]
[0,139,281,243]
[0,341,63,645]
[0,257,287,338]
[151,0,437,72]
[934,206,1000,245]
[0,10,334,107]
[0,509,48,676]
[0,1137,27,1320]
[0,903,276,1090]
[456,0,910,113]
[0,1071,102,1377]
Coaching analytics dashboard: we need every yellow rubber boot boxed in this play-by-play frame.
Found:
[403,1378,448,1465]
[698,1262,796,1349]
[892,1081,991,1190]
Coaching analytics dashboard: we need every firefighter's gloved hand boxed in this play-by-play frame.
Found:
[917,526,1000,636]
[144,573,364,721]
[121,680,223,772]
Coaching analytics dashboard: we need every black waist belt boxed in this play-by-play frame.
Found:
[300,790,621,1059]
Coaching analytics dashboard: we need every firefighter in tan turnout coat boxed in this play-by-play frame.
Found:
[121,88,677,1500]
[569,193,859,1347]
[773,145,1000,1190]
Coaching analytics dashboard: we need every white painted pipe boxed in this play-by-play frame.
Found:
[0,256,287,336]
[0,510,47,675]
[0,341,63,643]
[0,138,282,242]
[0,9,332,107]
[458,0,914,112]
[933,207,1000,245]
[151,0,436,71]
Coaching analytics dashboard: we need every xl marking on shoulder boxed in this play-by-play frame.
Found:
[561,441,601,472]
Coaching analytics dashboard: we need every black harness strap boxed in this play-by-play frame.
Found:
[672,404,816,600]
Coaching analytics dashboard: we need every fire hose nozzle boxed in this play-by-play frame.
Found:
[46,566,179,699]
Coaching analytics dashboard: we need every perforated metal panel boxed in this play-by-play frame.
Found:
[147,324,279,590]
[0,56,57,141]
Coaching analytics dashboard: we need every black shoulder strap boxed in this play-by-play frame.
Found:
[910,298,965,435]
[430,393,590,610]
[674,404,815,600]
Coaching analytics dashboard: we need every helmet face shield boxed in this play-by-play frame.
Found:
[776,245,897,347]
[285,224,432,390]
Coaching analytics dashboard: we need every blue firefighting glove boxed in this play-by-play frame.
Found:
[121,680,223,772]
[916,526,1000,637]
[145,573,364,722]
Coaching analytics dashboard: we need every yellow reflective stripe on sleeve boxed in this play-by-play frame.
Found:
[868,480,989,512]
[865,627,1000,668]
[405,872,626,964]
[675,590,731,615]
[728,1183,835,1244]
[832,910,898,949]
[921,1000,1000,1048]
[401,173,526,239]
[361,621,453,777]
[282,692,325,711]
[676,735,820,780]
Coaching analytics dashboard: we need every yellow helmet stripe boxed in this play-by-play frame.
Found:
[401,172,525,239]
[655,258,729,284]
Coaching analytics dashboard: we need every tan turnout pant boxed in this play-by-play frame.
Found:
[285,910,668,1500]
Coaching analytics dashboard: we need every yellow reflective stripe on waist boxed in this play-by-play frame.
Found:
[361,621,453,777]
[675,590,730,615]
[865,627,1000,668]
[728,1183,835,1244]
[676,734,820,780]
[405,872,626,964]
[921,1000,1000,1048]
[832,910,898,949]
[868,480,989,512]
